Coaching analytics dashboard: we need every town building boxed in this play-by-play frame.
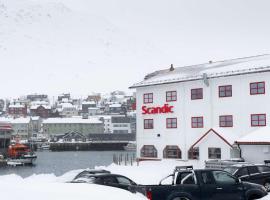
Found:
[8,103,27,118]
[111,116,132,134]
[42,117,104,138]
[130,55,270,162]
[57,102,78,117]
[30,102,52,118]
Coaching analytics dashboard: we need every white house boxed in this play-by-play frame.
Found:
[236,126,270,163]
[130,55,270,162]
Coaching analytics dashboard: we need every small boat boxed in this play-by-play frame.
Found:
[7,143,37,165]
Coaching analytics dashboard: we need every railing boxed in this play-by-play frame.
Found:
[113,153,136,166]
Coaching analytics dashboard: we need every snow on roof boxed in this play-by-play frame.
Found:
[43,117,102,124]
[60,103,76,108]
[82,101,96,105]
[109,103,122,108]
[130,54,270,88]
[236,126,270,144]
[9,104,25,108]
[31,116,40,120]
[0,117,31,124]
[11,117,31,124]
[30,105,51,110]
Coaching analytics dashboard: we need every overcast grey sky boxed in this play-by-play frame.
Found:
[0,0,269,98]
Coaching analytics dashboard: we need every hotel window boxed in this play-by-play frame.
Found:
[219,115,233,127]
[143,93,153,104]
[140,145,157,158]
[163,145,181,159]
[208,148,221,159]
[191,117,203,128]
[219,85,232,97]
[166,118,177,129]
[251,114,266,127]
[144,119,154,129]
[191,88,203,100]
[166,91,177,102]
[250,82,265,95]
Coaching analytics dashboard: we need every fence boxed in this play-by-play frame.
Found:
[113,153,137,166]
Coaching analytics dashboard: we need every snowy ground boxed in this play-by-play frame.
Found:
[0,160,269,200]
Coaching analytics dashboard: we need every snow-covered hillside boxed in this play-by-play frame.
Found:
[0,0,163,97]
[0,0,270,97]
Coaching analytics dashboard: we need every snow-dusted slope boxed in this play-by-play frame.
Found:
[0,0,162,97]
[0,0,270,97]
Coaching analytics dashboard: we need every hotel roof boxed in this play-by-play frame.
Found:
[130,54,270,88]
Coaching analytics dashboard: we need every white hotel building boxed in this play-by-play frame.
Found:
[130,55,270,163]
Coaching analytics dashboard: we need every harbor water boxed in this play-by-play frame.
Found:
[0,151,135,178]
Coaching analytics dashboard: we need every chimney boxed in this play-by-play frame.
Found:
[170,64,174,71]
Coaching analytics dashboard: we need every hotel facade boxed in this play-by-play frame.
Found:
[130,55,270,162]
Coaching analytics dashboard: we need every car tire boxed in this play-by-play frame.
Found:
[264,181,270,192]
[172,197,191,200]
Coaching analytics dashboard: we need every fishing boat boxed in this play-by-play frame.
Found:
[7,143,37,165]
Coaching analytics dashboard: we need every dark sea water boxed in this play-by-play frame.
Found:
[0,151,135,178]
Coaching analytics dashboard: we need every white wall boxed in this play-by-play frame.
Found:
[240,145,270,163]
[136,71,270,160]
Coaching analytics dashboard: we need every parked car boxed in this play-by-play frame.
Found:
[71,172,137,192]
[131,166,268,200]
[73,169,111,180]
[224,164,270,192]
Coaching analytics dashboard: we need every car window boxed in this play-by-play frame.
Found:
[176,172,192,184]
[201,171,215,184]
[181,173,195,185]
[236,167,249,177]
[102,176,118,184]
[258,166,270,173]
[212,171,236,185]
[116,176,132,185]
[248,166,259,174]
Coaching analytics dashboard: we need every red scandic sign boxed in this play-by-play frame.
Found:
[142,104,174,115]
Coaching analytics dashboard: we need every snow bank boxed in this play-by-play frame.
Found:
[0,173,146,200]
[0,159,268,199]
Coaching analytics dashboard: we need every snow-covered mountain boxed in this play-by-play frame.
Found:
[0,0,269,97]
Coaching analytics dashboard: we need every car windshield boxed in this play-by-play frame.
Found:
[224,167,238,175]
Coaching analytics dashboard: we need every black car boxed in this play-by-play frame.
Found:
[224,164,270,192]
[131,166,268,200]
[71,172,137,192]
[73,169,111,180]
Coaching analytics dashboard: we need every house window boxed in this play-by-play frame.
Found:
[188,147,200,160]
[166,118,177,129]
[219,85,232,97]
[144,119,154,129]
[166,91,177,102]
[143,93,153,104]
[163,145,181,159]
[208,148,221,159]
[140,145,157,158]
[219,115,233,127]
[191,88,203,100]
[250,82,265,95]
[251,114,266,127]
[191,117,203,128]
